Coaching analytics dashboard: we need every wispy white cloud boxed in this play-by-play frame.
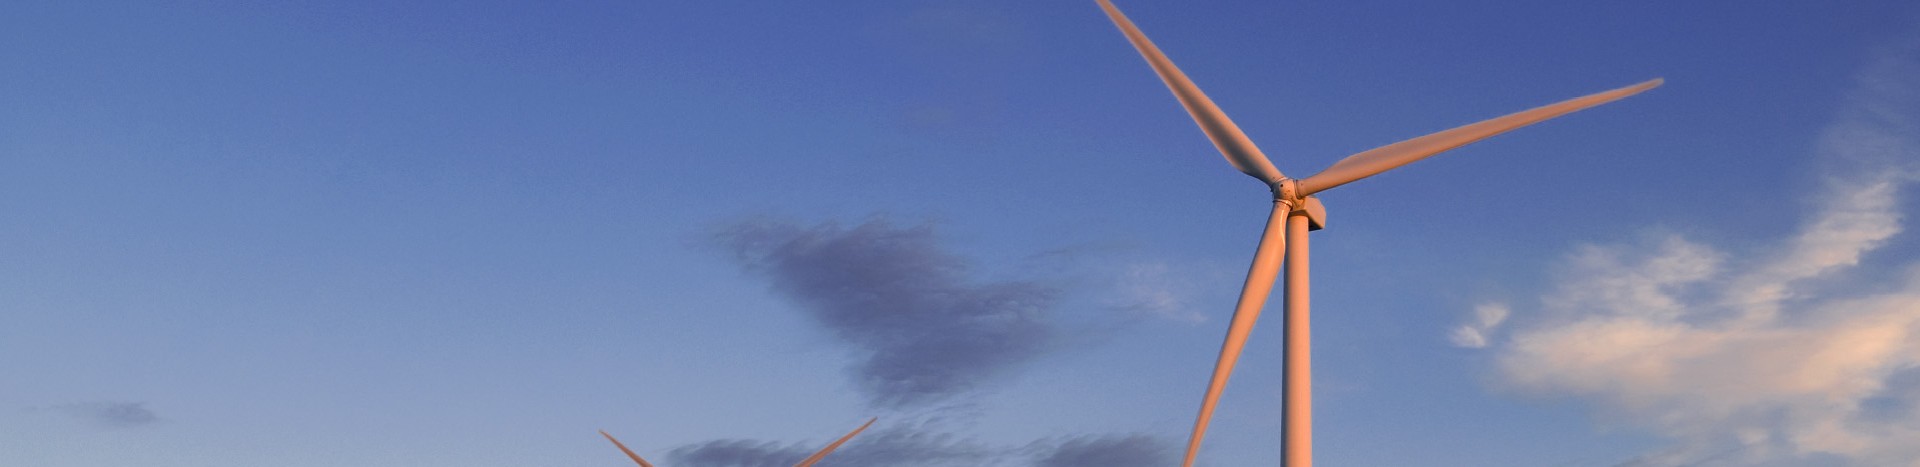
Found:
[1110,261,1207,323]
[1484,39,1920,465]
[1022,245,1215,324]
[1449,302,1510,348]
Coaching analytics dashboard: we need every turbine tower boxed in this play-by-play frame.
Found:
[599,418,876,467]
[1091,1,1660,465]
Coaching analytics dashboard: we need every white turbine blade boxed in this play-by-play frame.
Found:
[599,430,657,467]
[1096,0,1288,185]
[1297,78,1662,195]
[1183,203,1290,467]
[793,417,877,467]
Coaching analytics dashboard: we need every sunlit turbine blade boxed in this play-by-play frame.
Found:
[792,417,877,467]
[599,430,657,467]
[1297,78,1663,195]
[1096,0,1288,185]
[1183,203,1291,467]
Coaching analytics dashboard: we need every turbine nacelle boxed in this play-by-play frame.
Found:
[1294,196,1326,231]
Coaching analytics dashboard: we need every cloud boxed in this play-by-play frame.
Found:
[666,431,991,467]
[1021,245,1215,325]
[712,218,1058,408]
[1029,434,1175,467]
[1449,302,1511,348]
[665,426,996,467]
[1486,41,1920,465]
[796,426,996,467]
[51,402,159,428]
[666,439,807,467]
[702,220,1180,464]
[1109,262,1207,324]
[664,425,1170,467]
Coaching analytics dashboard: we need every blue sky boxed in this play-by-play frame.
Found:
[4,1,1919,466]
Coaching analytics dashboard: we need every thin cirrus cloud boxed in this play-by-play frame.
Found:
[1110,262,1207,324]
[1480,39,1920,465]
[711,218,1057,409]
[1021,244,1213,325]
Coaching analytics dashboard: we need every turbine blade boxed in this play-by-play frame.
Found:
[599,430,657,467]
[1183,202,1291,467]
[1297,78,1662,195]
[1096,0,1287,185]
[793,417,877,467]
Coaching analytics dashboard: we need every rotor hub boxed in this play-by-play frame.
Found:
[1269,179,1326,230]
[1269,178,1300,205]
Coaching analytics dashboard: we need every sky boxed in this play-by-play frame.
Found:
[4,1,1920,466]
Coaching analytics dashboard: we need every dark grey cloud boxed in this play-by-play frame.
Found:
[712,218,1057,408]
[1031,434,1174,467]
[57,402,159,427]
[666,439,806,467]
[667,425,993,467]
[816,427,996,466]
[666,425,1171,467]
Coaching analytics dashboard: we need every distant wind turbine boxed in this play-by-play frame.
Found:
[1091,1,1661,466]
[599,418,877,467]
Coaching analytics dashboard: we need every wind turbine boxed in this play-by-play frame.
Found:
[599,418,877,467]
[1091,1,1660,466]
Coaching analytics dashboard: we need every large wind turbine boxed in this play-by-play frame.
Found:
[1092,1,1659,466]
[599,418,877,467]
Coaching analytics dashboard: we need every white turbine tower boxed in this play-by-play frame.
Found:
[599,418,877,467]
[1091,1,1661,466]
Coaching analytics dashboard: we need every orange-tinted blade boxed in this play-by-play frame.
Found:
[1096,0,1287,185]
[1183,202,1290,467]
[793,417,877,467]
[1298,78,1662,195]
[599,431,656,467]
